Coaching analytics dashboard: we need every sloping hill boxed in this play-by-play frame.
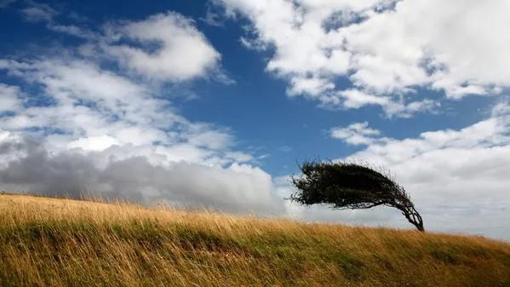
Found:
[0,194,509,287]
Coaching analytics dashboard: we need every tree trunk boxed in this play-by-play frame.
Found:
[400,205,425,232]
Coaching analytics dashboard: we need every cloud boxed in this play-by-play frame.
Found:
[0,84,22,113]
[330,122,380,145]
[327,103,510,239]
[20,2,57,22]
[0,56,251,165]
[18,2,95,39]
[104,12,221,82]
[0,132,283,214]
[341,0,510,98]
[0,59,169,148]
[68,135,120,151]
[201,2,226,27]
[47,23,96,39]
[217,0,510,115]
[338,89,438,117]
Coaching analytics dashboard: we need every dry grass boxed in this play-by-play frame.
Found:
[0,193,509,287]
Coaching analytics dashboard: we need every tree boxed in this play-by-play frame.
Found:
[290,160,424,232]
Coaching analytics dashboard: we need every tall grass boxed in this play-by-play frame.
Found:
[0,194,509,287]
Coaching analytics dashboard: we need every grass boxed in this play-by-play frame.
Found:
[0,194,509,287]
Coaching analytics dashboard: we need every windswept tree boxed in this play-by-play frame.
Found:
[291,160,424,232]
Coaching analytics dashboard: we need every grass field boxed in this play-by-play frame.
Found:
[0,193,509,287]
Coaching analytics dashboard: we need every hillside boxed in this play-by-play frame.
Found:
[0,194,509,287]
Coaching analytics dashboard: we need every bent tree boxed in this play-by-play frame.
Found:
[291,161,424,232]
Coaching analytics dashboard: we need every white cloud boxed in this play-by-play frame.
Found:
[327,103,510,239]
[68,135,120,151]
[47,23,96,39]
[287,76,335,97]
[330,122,380,145]
[0,84,22,112]
[339,89,389,109]
[341,0,510,97]
[105,12,221,81]
[218,0,510,115]
[187,127,233,150]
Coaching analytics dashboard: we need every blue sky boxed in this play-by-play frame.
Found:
[1,0,509,240]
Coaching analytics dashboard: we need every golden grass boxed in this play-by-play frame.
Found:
[0,193,509,287]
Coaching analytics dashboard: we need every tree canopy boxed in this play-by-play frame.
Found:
[291,161,424,232]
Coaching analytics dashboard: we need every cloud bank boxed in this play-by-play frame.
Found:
[0,131,281,213]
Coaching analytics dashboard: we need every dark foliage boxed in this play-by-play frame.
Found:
[291,161,424,232]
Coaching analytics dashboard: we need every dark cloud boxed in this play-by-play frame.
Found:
[0,136,285,215]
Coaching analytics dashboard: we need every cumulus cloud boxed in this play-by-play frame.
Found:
[328,103,510,239]
[330,122,380,145]
[105,12,221,81]
[217,0,510,115]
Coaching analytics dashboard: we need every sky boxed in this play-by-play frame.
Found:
[0,0,509,241]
